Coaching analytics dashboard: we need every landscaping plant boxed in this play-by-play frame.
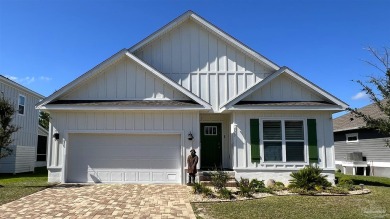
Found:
[237,178,254,197]
[289,166,331,191]
[210,170,229,191]
[218,187,233,200]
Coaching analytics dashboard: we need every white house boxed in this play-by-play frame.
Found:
[37,11,347,184]
[0,75,45,173]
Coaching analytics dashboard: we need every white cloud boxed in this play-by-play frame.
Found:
[19,76,35,84]
[4,75,18,81]
[352,91,369,100]
[39,76,52,81]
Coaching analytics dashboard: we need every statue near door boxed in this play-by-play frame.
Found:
[187,149,198,185]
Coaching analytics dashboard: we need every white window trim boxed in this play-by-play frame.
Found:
[18,94,26,116]
[259,118,309,165]
[346,133,359,143]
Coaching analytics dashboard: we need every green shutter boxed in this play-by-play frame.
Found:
[307,119,318,164]
[250,119,260,162]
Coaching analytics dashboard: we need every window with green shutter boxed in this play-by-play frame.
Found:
[261,119,307,163]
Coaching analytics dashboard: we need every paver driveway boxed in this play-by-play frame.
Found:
[0,184,196,219]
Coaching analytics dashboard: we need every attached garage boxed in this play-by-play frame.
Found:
[66,133,182,184]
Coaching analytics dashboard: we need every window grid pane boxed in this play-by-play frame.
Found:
[263,121,281,140]
[264,141,282,161]
[286,141,305,162]
[285,121,304,140]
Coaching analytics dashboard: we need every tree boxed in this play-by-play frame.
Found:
[39,111,50,130]
[0,97,20,159]
[347,47,390,146]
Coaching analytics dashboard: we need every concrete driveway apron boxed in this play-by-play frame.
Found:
[0,184,196,219]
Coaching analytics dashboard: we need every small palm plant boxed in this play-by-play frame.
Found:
[289,166,331,191]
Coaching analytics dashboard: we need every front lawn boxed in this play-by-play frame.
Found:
[192,174,390,219]
[0,167,51,205]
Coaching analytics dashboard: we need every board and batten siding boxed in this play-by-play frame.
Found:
[47,111,200,182]
[0,81,41,148]
[133,20,274,110]
[62,57,190,101]
[0,79,42,173]
[243,74,323,101]
[334,129,390,163]
[232,111,335,169]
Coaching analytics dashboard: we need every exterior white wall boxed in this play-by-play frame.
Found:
[232,111,335,170]
[0,146,36,173]
[235,170,335,185]
[63,58,190,101]
[133,20,274,110]
[243,74,323,101]
[47,110,200,183]
[0,79,42,173]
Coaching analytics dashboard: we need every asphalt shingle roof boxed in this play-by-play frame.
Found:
[235,101,336,107]
[333,101,386,132]
[49,100,201,107]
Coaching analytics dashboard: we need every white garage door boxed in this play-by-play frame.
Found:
[66,133,181,184]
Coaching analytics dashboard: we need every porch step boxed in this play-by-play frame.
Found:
[198,170,237,187]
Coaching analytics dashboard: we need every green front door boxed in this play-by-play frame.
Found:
[200,123,222,169]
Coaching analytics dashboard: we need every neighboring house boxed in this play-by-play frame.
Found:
[37,11,347,184]
[333,101,390,177]
[0,75,45,173]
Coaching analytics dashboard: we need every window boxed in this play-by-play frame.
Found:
[262,119,306,162]
[18,95,25,115]
[346,133,358,143]
[204,126,217,135]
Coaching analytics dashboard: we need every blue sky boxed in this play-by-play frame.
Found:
[0,0,389,117]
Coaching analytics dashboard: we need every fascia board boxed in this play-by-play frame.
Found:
[36,49,128,109]
[227,106,344,111]
[284,68,349,109]
[125,52,212,109]
[189,13,279,71]
[129,11,279,71]
[0,76,44,99]
[220,67,287,110]
[39,105,207,111]
[129,11,193,52]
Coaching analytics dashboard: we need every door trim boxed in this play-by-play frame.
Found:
[200,122,223,169]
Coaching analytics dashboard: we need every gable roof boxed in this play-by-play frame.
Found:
[129,10,279,71]
[220,67,348,111]
[333,101,386,132]
[36,49,212,110]
[0,75,44,99]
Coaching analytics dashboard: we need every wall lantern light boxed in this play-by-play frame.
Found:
[53,133,59,140]
[188,132,194,141]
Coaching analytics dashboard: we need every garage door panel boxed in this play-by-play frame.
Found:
[67,133,181,184]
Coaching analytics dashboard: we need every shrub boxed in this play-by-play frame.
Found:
[192,182,205,194]
[218,187,233,199]
[256,187,273,194]
[201,186,215,198]
[289,166,331,191]
[237,178,254,197]
[326,187,349,195]
[289,188,319,195]
[210,171,229,191]
[250,179,266,192]
[272,181,286,191]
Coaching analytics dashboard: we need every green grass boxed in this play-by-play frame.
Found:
[0,167,51,205]
[192,175,390,219]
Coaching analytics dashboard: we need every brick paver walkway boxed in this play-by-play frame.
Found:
[0,184,196,219]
